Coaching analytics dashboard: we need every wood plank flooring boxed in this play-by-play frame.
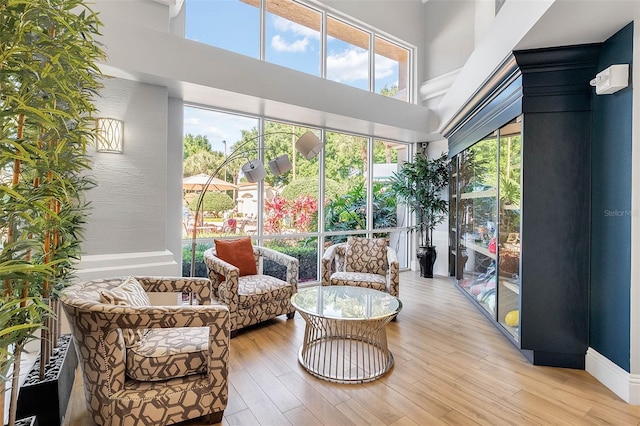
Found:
[63,272,640,425]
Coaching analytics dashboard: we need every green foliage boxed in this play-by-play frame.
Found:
[0,0,105,394]
[183,149,226,177]
[189,192,234,216]
[321,182,397,244]
[281,177,342,202]
[379,84,399,97]
[183,133,213,159]
[263,240,318,281]
[181,242,213,277]
[388,151,449,246]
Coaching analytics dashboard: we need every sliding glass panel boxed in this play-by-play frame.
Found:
[326,17,370,91]
[265,0,321,76]
[374,36,409,102]
[457,133,499,317]
[497,117,522,340]
[185,0,260,59]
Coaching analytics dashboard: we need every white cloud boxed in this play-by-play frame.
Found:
[327,47,369,83]
[375,54,396,80]
[184,107,258,152]
[271,34,309,53]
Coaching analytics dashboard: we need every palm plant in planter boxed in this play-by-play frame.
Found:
[0,1,105,425]
[389,151,449,278]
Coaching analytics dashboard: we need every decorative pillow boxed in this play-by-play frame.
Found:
[99,276,150,347]
[345,237,388,275]
[215,237,257,277]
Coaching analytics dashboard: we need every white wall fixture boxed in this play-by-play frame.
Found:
[590,64,629,95]
[95,118,124,153]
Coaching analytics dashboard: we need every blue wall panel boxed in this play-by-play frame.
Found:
[590,22,633,372]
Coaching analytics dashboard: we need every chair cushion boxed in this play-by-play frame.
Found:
[215,237,257,276]
[330,271,388,293]
[236,275,294,309]
[126,327,208,381]
[345,237,388,275]
[99,276,150,347]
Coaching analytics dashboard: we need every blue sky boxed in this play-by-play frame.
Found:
[183,0,400,152]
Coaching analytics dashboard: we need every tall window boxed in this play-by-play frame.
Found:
[182,106,412,279]
[375,36,410,102]
[326,17,369,91]
[185,0,259,59]
[265,0,321,76]
[184,0,414,103]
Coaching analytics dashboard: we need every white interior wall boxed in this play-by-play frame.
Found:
[422,0,476,81]
[78,77,179,280]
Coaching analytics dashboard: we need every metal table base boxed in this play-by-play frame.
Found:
[297,312,395,384]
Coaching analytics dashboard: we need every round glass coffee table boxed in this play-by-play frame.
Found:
[291,285,402,384]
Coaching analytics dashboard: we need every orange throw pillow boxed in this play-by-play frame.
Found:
[214,237,257,277]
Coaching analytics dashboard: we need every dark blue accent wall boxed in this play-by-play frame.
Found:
[590,22,633,372]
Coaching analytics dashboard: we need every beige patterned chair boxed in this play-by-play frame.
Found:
[60,276,229,426]
[203,245,298,335]
[322,237,400,298]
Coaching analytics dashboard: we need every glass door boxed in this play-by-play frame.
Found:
[457,133,499,317]
[497,117,522,340]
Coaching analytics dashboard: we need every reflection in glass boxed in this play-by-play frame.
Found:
[457,133,499,317]
[292,286,401,319]
[497,117,522,340]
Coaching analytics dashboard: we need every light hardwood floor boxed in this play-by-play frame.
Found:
[64,272,640,426]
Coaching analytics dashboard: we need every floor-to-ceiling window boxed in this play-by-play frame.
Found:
[182,106,411,280]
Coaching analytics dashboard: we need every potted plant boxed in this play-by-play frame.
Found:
[0,1,105,425]
[389,151,449,278]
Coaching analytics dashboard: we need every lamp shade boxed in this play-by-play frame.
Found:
[242,159,267,183]
[268,154,292,176]
[95,118,124,153]
[295,131,323,160]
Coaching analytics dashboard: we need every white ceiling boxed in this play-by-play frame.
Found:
[516,0,637,50]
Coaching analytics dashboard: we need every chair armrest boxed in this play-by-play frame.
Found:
[254,246,299,287]
[321,243,340,286]
[203,249,240,305]
[135,276,214,305]
[386,247,400,298]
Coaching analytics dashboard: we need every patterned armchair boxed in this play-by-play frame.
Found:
[322,237,400,298]
[203,245,298,335]
[60,276,229,426]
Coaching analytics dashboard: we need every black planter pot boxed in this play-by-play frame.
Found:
[417,246,437,278]
[16,334,77,426]
[5,416,38,426]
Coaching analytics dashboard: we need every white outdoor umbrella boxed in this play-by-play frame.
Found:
[182,173,238,192]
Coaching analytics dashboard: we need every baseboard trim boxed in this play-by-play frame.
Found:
[586,347,640,404]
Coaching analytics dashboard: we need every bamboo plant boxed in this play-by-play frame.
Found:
[0,1,105,424]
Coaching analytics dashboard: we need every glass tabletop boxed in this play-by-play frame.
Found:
[291,286,402,320]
